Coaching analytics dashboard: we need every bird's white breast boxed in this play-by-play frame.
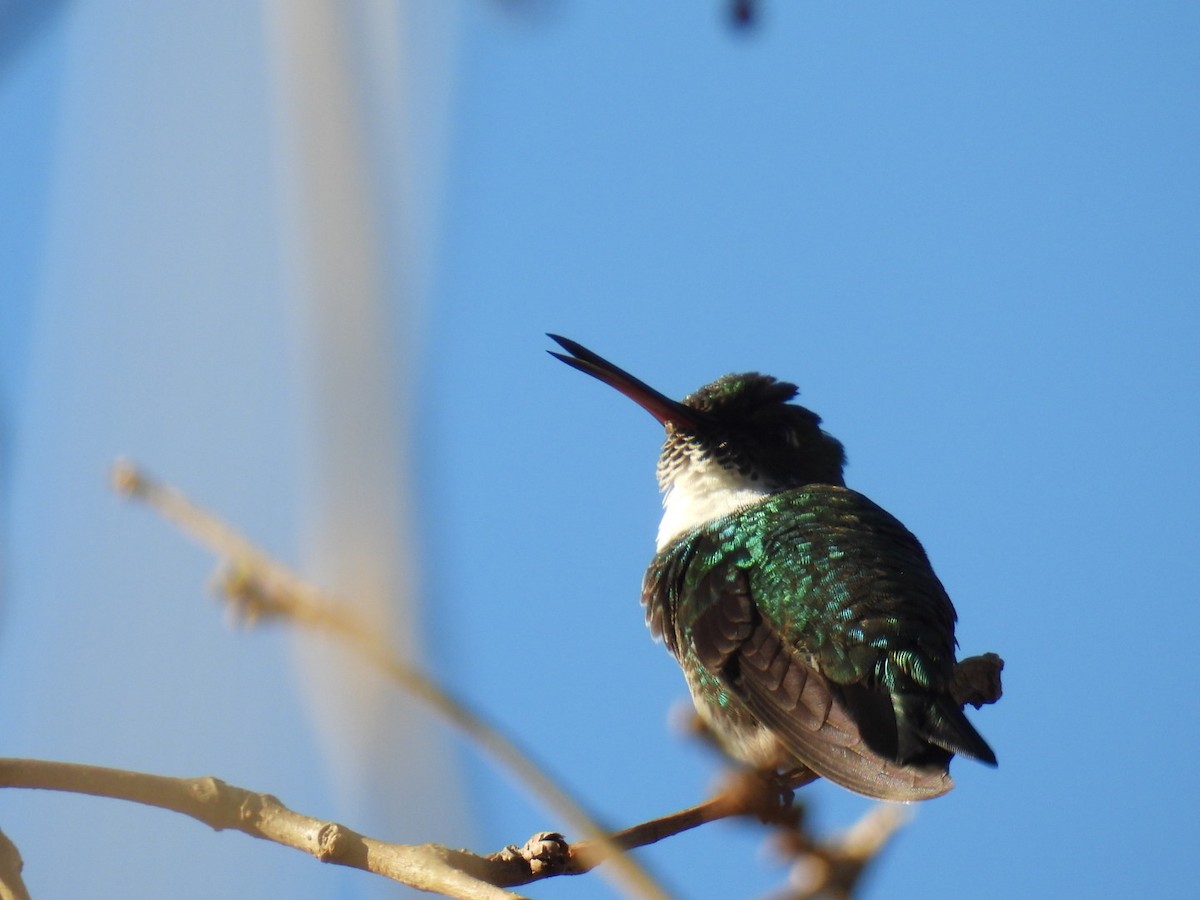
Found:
[656,462,770,551]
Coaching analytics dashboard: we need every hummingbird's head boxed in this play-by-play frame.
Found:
[672,371,846,491]
[549,336,846,546]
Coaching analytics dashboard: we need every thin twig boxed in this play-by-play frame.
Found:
[110,459,668,900]
[569,789,740,872]
[768,801,908,900]
[493,770,817,886]
[0,759,521,900]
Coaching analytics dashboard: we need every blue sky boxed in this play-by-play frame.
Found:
[2,2,1198,898]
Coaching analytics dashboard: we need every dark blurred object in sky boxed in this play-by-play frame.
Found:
[731,0,757,30]
[490,0,757,32]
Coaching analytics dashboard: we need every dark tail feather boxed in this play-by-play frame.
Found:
[915,696,997,766]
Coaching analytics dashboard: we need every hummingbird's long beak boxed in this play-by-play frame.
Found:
[547,334,703,429]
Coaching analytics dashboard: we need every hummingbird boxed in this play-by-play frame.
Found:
[548,335,996,801]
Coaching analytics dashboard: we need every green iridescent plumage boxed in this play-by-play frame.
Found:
[643,486,994,799]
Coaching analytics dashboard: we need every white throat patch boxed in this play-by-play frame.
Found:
[656,462,769,551]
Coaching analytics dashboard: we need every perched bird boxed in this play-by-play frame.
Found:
[549,335,996,801]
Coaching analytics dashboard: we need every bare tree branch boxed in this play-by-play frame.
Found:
[0,827,31,900]
[0,756,911,899]
[106,460,1003,898]
[950,652,1004,708]
[109,459,667,900]
[0,759,526,900]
